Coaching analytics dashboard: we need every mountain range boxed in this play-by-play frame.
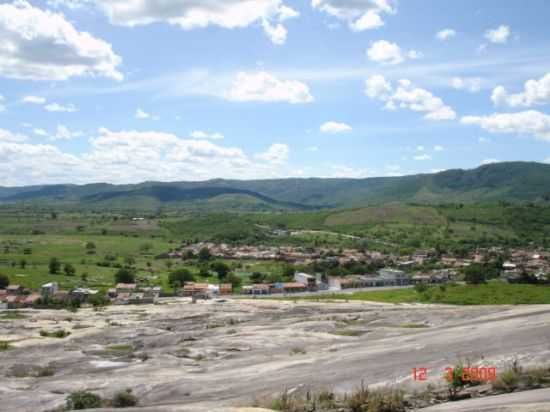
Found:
[1,162,549,211]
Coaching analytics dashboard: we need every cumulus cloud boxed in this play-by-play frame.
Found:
[320,121,352,134]
[225,72,314,104]
[413,153,432,161]
[44,103,78,113]
[436,29,456,40]
[485,25,511,44]
[190,130,224,140]
[365,76,456,121]
[481,158,499,165]
[53,125,83,140]
[135,108,151,119]
[491,73,550,108]
[0,128,27,142]
[0,126,300,185]
[434,145,444,152]
[91,0,298,45]
[365,74,392,98]
[367,40,420,65]
[33,128,49,137]
[312,0,396,32]
[461,110,550,141]
[451,77,482,93]
[255,143,289,164]
[22,96,46,105]
[0,1,122,81]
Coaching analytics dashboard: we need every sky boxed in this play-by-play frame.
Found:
[0,0,549,186]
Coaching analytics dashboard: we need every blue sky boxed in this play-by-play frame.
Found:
[0,0,549,185]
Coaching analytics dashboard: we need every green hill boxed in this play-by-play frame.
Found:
[1,162,549,210]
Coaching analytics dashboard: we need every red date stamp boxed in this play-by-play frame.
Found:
[413,367,497,382]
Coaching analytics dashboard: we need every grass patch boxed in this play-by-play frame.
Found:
[106,344,135,352]
[330,329,366,337]
[289,346,307,355]
[39,329,71,338]
[0,341,12,351]
[279,282,550,305]
[398,323,429,329]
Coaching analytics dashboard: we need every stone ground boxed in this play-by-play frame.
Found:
[1,298,550,411]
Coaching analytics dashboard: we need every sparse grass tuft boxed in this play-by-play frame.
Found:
[40,329,71,339]
[289,346,307,355]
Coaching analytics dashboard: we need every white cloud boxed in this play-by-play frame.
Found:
[367,40,404,65]
[365,74,392,98]
[436,29,456,40]
[413,153,432,161]
[306,146,319,152]
[135,108,151,119]
[312,0,396,32]
[479,137,489,143]
[481,158,499,165]
[451,77,482,93]
[44,103,78,113]
[0,1,122,81]
[320,121,352,134]
[53,125,83,140]
[416,145,425,151]
[461,110,550,141]
[190,130,224,140]
[407,50,423,60]
[225,72,314,104]
[0,129,27,142]
[33,128,49,137]
[485,25,511,44]
[434,145,444,152]
[365,76,456,121]
[255,143,289,164]
[22,96,46,105]
[92,0,298,45]
[47,0,93,9]
[491,73,550,108]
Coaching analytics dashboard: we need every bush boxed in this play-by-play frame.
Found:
[492,369,520,393]
[112,389,138,408]
[0,341,11,351]
[40,329,71,338]
[66,391,102,410]
[0,273,9,289]
[115,268,135,284]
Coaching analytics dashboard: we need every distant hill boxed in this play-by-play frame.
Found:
[1,162,549,210]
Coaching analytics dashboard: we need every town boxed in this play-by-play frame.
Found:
[2,241,548,309]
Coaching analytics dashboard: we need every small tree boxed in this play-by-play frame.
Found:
[115,268,135,284]
[165,260,173,269]
[66,391,102,410]
[211,261,230,280]
[19,259,27,269]
[226,272,242,288]
[198,247,212,262]
[169,269,195,288]
[64,263,76,276]
[49,258,61,274]
[464,264,486,284]
[0,273,9,289]
[112,389,138,408]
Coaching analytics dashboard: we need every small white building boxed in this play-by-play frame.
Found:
[41,282,59,298]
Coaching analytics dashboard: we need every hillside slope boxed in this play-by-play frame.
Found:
[1,162,549,210]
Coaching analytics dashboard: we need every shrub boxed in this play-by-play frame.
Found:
[0,341,12,351]
[40,329,71,338]
[112,389,138,408]
[0,273,9,289]
[492,369,520,393]
[66,391,102,410]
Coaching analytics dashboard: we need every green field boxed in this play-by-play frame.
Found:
[280,282,550,305]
